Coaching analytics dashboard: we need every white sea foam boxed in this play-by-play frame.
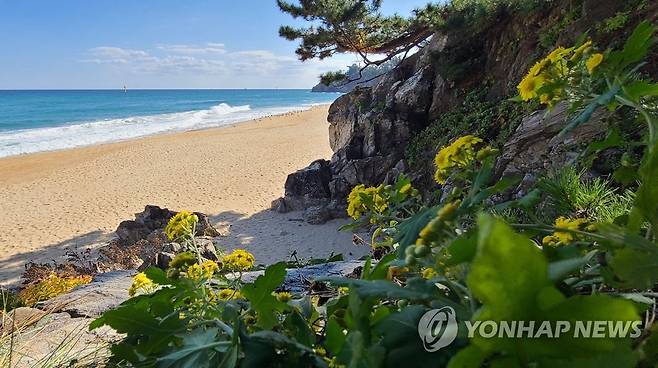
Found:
[0,103,315,158]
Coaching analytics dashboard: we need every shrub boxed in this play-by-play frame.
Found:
[539,167,635,223]
[18,274,92,306]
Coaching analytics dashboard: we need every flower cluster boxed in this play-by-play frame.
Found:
[274,291,292,303]
[434,135,484,184]
[542,216,588,246]
[164,211,199,241]
[217,288,243,301]
[222,249,255,271]
[19,274,93,306]
[518,41,604,106]
[346,184,389,220]
[128,272,157,297]
[185,260,220,282]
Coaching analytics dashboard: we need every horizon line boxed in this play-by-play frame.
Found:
[0,87,322,91]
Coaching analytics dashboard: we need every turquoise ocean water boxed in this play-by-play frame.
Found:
[0,89,340,158]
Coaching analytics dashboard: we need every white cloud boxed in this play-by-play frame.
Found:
[80,43,360,87]
[83,46,155,64]
[157,42,226,55]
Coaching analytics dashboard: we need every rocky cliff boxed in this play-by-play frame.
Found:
[274,0,658,223]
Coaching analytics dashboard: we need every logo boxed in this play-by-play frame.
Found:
[417,307,458,352]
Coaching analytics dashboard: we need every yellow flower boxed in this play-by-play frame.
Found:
[433,135,483,184]
[128,272,156,297]
[476,146,498,161]
[337,287,349,295]
[546,46,574,62]
[571,40,592,61]
[274,291,292,302]
[399,183,412,195]
[185,260,219,281]
[543,217,588,246]
[528,58,550,77]
[222,249,255,271]
[346,184,388,220]
[314,346,327,357]
[164,211,199,241]
[518,73,546,101]
[421,267,438,280]
[437,200,460,221]
[217,288,243,301]
[586,53,604,74]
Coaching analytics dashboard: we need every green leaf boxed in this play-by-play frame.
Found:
[365,252,396,280]
[144,267,173,285]
[240,330,326,368]
[90,300,184,336]
[619,21,655,68]
[612,165,638,186]
[445,231,478,266]
[283,311,316,347]
[448,345,487,368]
[373,305,453,368]
[468,214,549,321]
[494,189,542,212]
[624,81,658,102]
[241,262,288,329]
[466,215,640,366]
[608,247,658,289]
[319,278,434,301]
[561,85,620,136]
[325,316,346,355]
[157,328,231,368]
[394,206,439,260]
[586,127,623,153]
[547,255,590,282]
[628,139,658,232]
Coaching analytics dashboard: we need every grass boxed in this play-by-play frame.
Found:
[538,166,634,223]
[1,288,110,368]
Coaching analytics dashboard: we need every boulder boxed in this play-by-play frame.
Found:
[393,65,435,115]
[272,160,333,216]
[496,103,608,178]
[0,307,47,333]
[284,159,332,199]
[240,260,365,293]
[115,205,221,246]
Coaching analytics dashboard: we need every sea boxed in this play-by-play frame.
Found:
[0,89,341,158]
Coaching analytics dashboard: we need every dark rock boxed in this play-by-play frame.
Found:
[153,237,218,269]
[495,103,608,178]
[239,260,365,293]
[155,251,176,269]
[393,65,434,115]
[115,205,220,246]
[284,159,332,199]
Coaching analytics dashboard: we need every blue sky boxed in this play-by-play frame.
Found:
[0,0,430,89]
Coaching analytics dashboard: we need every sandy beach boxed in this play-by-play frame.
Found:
[0,105,368,286]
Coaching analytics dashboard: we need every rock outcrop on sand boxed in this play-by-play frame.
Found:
[94,205,223,272]
[275,0,657,223]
